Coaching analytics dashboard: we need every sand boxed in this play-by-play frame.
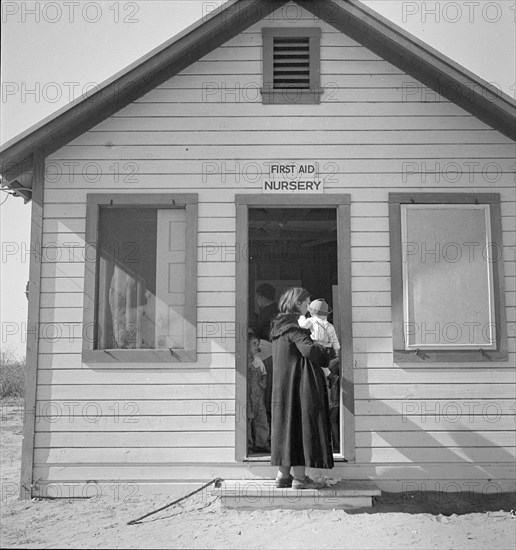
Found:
[1,401,515,549]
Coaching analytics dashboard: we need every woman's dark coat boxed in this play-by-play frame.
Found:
[269,313,334,469]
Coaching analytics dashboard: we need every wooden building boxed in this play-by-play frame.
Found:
[1,0,514,500]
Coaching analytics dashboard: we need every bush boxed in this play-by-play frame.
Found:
[0,348,25,399]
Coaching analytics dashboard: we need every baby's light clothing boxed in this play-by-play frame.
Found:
[298,315,340,352]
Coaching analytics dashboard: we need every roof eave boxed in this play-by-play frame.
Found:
[302,0,516,138]
[1,0,514,193]
[0,0,288,183]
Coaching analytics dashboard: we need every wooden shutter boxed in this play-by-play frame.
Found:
[155,209,186,349]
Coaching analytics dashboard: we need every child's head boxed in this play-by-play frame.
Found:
[248,332,260,356]
[308,298,331,320]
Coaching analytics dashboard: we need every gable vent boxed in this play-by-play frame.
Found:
[272,37,310,89]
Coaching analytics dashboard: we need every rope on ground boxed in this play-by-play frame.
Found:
[127,477,223,525]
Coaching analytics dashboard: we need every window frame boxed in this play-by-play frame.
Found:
[389,192,508,363]
[261,27,322,105]
[82,193,198,363]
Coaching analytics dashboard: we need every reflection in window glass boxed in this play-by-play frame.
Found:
[96,207,186,350]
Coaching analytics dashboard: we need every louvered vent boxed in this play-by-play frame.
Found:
[273,37,310,89]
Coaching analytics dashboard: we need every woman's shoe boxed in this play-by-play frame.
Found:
[292,476,326,490]
[275,474,293,488]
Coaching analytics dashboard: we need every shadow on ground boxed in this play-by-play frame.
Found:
[355,491,516,516]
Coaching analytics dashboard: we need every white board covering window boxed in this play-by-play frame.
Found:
[83,194,198,363]
[389,193,508,362]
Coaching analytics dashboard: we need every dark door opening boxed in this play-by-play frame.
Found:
[247,207,340,457]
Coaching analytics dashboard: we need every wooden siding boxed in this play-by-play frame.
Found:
[35,4,516,492]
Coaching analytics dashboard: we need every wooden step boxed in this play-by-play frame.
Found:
[211,479,381,509]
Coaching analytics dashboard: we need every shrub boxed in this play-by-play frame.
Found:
[0,348,25,399]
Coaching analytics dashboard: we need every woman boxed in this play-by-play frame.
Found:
[269,287,334,490]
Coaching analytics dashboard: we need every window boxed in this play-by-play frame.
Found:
[82,194,198,362]
[389,193,508,362]
[261,28,322,104]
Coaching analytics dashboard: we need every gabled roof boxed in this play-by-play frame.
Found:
[1,0,515,197]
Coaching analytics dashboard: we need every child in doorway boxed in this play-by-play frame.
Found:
[247,333,270,453]
[298,298,340,370]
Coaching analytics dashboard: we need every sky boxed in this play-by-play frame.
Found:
[1,0,515,358]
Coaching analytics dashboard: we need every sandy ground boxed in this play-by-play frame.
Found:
[1,400,515,550]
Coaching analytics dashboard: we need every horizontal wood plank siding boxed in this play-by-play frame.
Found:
[36,3,515,489]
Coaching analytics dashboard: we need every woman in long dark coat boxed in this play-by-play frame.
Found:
[269,287,334,490]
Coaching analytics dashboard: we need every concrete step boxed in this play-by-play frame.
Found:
[211,479,381,509]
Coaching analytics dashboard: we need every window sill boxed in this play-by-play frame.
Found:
[260,88,323,105]
[82,349,197,363]
[394,349,508,363]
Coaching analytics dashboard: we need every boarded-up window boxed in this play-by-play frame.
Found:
[83,194,197,363]
[389,194,508,362]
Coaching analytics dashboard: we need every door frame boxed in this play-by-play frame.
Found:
[235,194,355,463]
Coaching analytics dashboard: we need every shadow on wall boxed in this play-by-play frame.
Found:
[354,359,515,509]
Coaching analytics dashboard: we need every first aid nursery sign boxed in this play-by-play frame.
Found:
[263,163,323,193]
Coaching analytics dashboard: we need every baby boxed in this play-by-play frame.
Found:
[298,298,340,377]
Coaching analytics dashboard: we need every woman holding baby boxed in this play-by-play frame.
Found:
[269,287,334,490]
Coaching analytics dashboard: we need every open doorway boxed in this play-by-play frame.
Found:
[247,207,340,457]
